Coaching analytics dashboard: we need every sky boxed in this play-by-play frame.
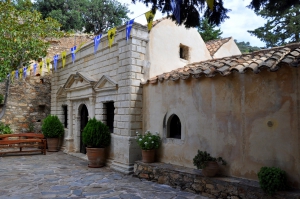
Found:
[118,0,267,47]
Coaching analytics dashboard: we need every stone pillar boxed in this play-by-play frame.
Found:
[64,100,74,152]
[89,97,95,119]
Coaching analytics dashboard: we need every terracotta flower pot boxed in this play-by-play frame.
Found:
[47,138,59,152]
[86,147,106,168]
[202,161,219,177]
[142,149,155,163]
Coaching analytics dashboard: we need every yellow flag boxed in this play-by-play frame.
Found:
[61,51,66,68]
[39,61,43,74]
[46,58,51,73]
[19,68,23,80]
[107,27,116,48]
[145,10,156,31]
[11,71,15,83]
[206,0,214,11]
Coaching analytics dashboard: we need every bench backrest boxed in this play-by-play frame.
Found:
[0,133,45,139]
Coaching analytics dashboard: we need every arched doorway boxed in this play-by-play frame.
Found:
[80,104,89,154]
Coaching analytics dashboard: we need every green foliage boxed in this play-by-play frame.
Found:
[136,131,161,150]
[0,123,13,134]
[197,18,222,42]
[258,167,287,195]
[0,1,63,81]
[42,115,64,138]
[234,40,260,53]
[83,0,129,34]
[193,150,226,169]
[82,118,111,148]
[0,94,4,104]
[248,5,300,48]
[27,121,35,132]
[34,0,129,34]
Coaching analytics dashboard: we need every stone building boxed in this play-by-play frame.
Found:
[51,18,241,174]
[142,43,300,188]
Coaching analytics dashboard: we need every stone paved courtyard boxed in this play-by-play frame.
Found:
[0,152,209,199]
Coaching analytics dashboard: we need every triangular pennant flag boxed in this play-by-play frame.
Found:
[53,55,58,72]
[126,19,134,42]
[206,0,214,11]
[11,71,15,83]
[33,63,37,75]
[171,0,181,24]
[71,46,76,64]
[107,27,116,48]
[19,68,23,80]
[23,67,27,79]
[94,34,102,54]
[46,58,51,73]
[145,10,156,31]
[15,69,18,80]
[61,51,66,68]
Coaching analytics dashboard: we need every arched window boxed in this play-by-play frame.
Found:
[168,114,181,139]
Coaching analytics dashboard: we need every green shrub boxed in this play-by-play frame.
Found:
[193,150,226,169]
[0,94,4,104]
[82,118,111,148]
[0,122,12,134]
[42,115,64,138]
[258,167,287,195]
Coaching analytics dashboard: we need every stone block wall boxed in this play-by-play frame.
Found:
[134,161,300,199]
[0,75,51,133]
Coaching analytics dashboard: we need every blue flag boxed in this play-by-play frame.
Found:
[16,70,18,79]
[71,46,77,64]
[171,0,181,24]
[23,67,27,78]
[126,19,134,42]
[53,54,58,71]
[94,34,102,54]
[33,63,37,75]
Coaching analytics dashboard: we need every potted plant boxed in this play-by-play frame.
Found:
[136,131,161,163]
[193,150,227,177]
[82,118,111,168]
[42,115,64,152]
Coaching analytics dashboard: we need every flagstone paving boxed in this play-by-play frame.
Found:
[0,152,209,199]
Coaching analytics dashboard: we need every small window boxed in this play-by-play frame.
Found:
[62,105,68,128]
[179,44,189,60]
[168,114,181,139]
[104,102,115,133]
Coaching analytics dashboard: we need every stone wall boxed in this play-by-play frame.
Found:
[0,75,51,133]
[134,161,300,199]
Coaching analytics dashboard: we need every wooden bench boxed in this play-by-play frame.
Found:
[0,133,46,156]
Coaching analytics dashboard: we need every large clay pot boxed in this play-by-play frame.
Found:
[86,147,106,168]
[202,161,219,177]
[142,149,155,163]
[47,138,59,152]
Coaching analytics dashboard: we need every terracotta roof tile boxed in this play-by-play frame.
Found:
[205,37,232,56]
[141,43,300,85]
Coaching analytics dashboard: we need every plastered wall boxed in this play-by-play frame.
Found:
[143,66,300,188]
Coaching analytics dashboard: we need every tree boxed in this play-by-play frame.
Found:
[247,5,300,48]
[34,0,130,34]
[84,0,129,34]
[197,18,222,42]
[0,1,63,81]
[33,0,87,32]
[234,40,260,53]
[132,0,300,28]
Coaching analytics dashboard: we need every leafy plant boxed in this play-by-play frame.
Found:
[0,94,4,104]
[0,122,12,134]
[82,118,111,148]
[258,167,287,195]
[136,131,161,150]
[27,122,35,133]
[42,115,64,138]
[193,150,226,169]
